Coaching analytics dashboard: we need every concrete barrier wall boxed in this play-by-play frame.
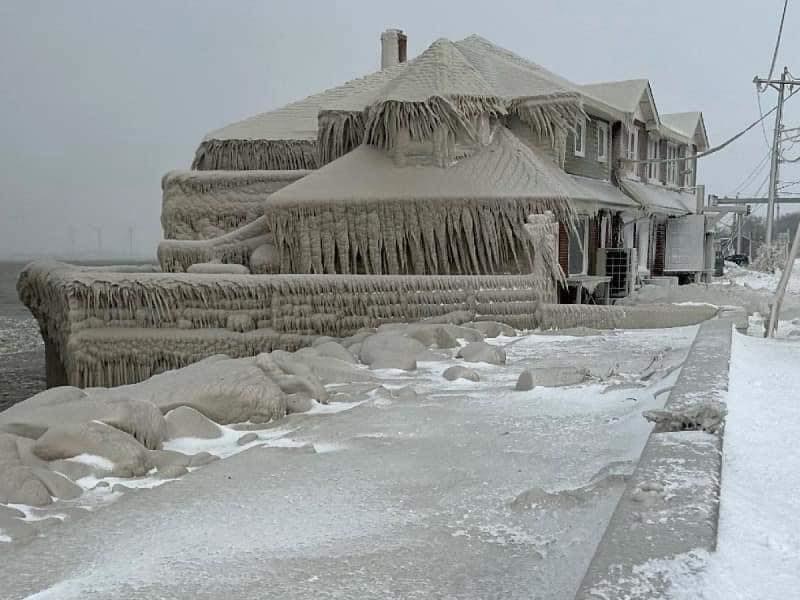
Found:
[18,261,722,390]
[575,318,732,600]
[19,261,550,388]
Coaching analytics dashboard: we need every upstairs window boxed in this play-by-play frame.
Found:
[574,117,586,157]
[646,139,659,180]
[627,127,639,176]
[597,121,608,162]
[666,143,678,186]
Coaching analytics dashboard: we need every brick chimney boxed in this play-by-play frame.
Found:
[381,29,407,69]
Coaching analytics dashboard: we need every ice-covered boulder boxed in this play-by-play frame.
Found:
[456,342,506,365]
[312,341,357,363]
[164,407,223,440]
[359,333,428,370]
[442,366,481,382]
[32,421,152,478]
[515,367,589,389]
[124,356,287,425]
[1,389,167,451]
[464,321,515,338]
[406,324,459,349]
[256,352,329,403]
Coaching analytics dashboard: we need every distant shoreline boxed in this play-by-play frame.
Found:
[0,257,157,265]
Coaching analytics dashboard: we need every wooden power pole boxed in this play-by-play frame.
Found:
[754,67,800,246]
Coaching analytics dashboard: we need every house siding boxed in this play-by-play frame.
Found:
[508,115,558,164]
[564,116,612,180]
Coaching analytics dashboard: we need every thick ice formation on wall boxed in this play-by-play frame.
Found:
[160,169,309,240]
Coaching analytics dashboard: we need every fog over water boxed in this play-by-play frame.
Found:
[2,0,799,259]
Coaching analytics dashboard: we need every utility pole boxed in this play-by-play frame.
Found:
[754,67,800,246]
[736,213,743,254]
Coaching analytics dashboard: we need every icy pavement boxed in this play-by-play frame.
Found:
[0,326,697,600]
[722,258,800,295]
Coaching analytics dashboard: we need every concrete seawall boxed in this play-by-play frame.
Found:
[574,318,732,599]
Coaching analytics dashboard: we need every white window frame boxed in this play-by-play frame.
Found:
[666,142,678,186]
[627,127,639,177]
[646,139,659,182]
[574,117,586,157]
[597,121,608,162]
[568,216,590,276]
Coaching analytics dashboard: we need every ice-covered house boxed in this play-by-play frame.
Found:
[164,30,709,301]
[19,30,713,389]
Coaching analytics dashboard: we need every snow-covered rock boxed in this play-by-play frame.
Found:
[456,341,507,365]
[165,407,223,440]
[442,366,481,382]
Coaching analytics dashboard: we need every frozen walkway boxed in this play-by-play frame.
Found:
[677,332,800,599]
[576,319,731,599]
[0,328,697,600]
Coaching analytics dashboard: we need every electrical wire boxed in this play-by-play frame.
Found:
[622,87,800,167]
[730,148,772,195]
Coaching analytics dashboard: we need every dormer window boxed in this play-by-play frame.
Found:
[597,121,608,162]
[574,117,586,157]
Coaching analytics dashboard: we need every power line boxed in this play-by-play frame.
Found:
[730,148,772,195]
[622,86,799,167]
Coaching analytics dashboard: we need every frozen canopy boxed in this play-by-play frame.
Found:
[619,179,695,216]
[570,175,641,214]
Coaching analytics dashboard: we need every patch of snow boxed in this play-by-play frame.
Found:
[163,424,295,458]
[306,399,364,414]
[313,442,347,453]
[262,437,307,449]
[724,259,800,294]
[673,301,719,308]
[65,454,114,472]
[669,331,800,599]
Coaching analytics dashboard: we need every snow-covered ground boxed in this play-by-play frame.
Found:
[636,329,800,600]
[698,332,800,599]
[721,258,800,295]
[0,326,698,599]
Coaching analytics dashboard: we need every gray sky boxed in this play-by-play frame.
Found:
[1,0,798,258]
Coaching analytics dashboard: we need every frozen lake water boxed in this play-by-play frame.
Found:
[0,262,45,410]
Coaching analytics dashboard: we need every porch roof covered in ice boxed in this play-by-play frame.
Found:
[268,127,601,211]
[569,175,642,214]
[619,179,695,216]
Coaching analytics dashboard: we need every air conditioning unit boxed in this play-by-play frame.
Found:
[596,248,637,299]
